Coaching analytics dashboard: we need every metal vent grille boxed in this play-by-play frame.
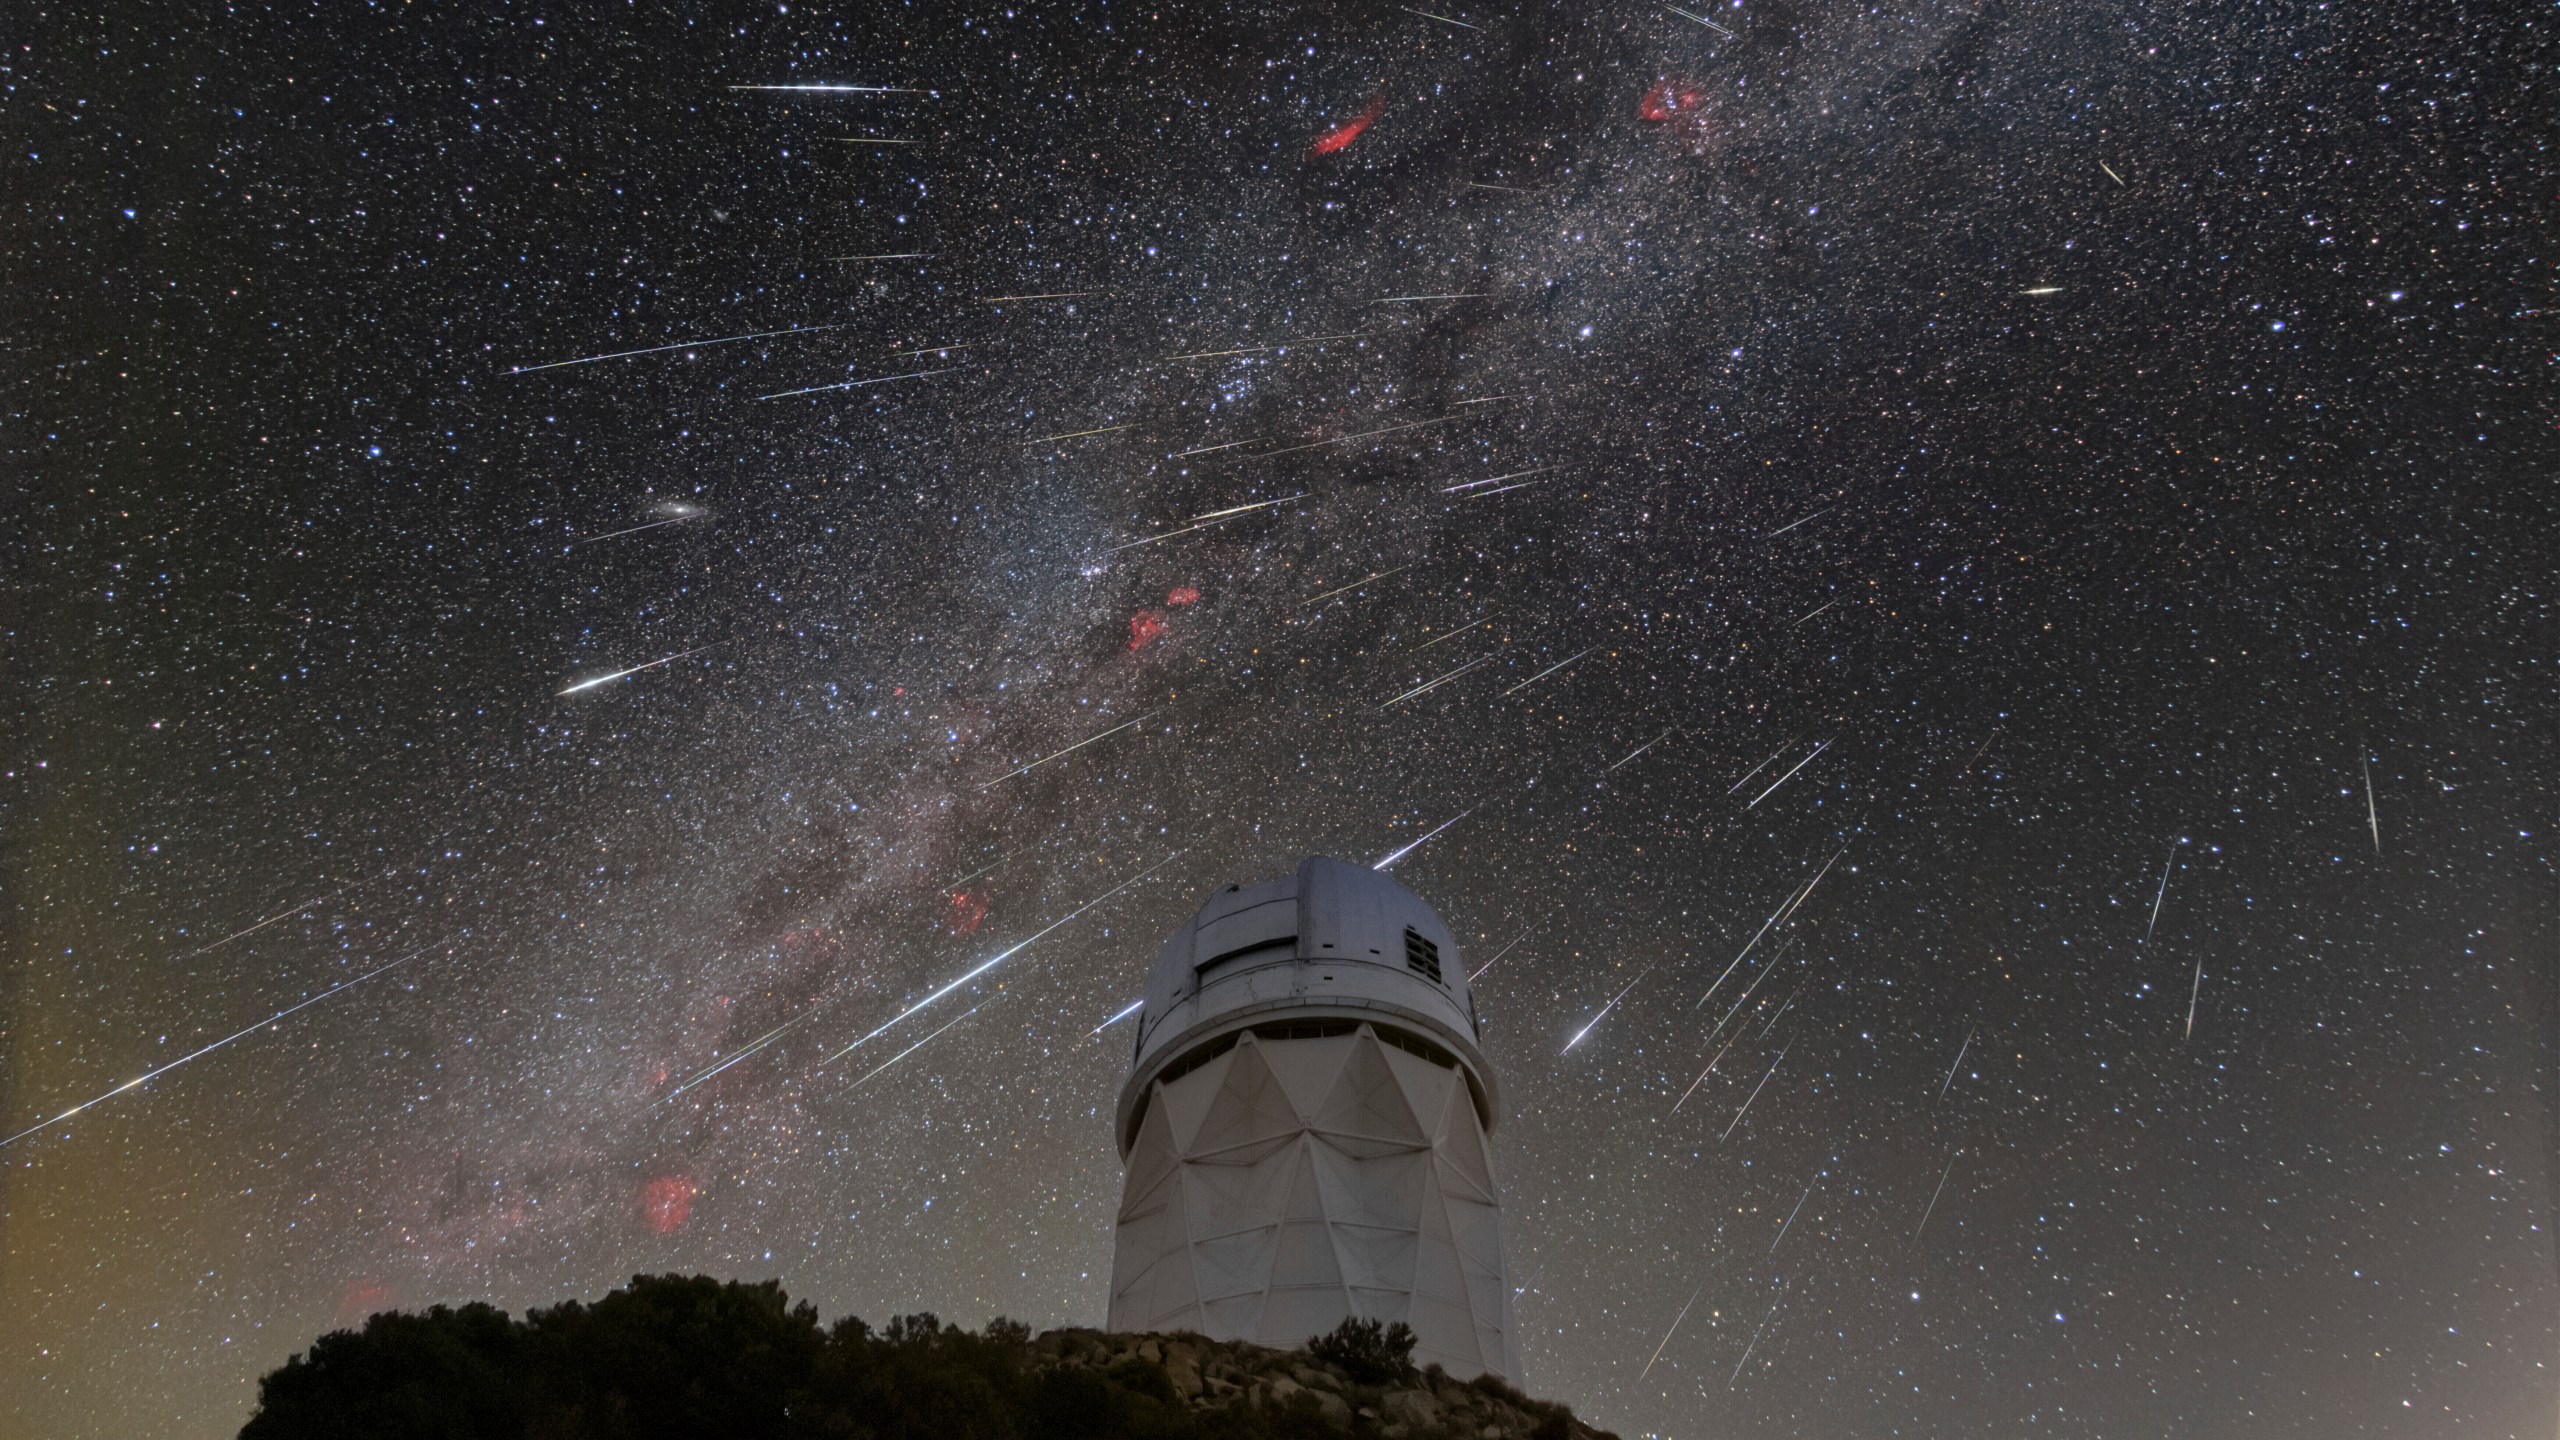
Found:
[1403,926,1443,983]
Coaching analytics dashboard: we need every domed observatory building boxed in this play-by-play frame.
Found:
[1107,855,1518,1380]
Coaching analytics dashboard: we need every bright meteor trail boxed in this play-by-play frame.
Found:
[558,645,719,695]
[507,324,850,374]
[2,940,444,1149]
[818,854,1177,1063]
[1372,806,1475,870]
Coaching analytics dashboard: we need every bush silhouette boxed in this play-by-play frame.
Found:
[242,1275,1594,1440]
[1304,1316,1417,1385]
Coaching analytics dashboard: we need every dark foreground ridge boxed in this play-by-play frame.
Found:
[240,1274,1616,1440]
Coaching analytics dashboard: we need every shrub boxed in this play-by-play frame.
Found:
[1304,1316,1416,1385]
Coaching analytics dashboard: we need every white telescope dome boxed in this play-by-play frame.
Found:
[1107,856,1517,1380]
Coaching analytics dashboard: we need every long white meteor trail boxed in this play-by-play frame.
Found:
[1443,466,1555,494]
[820,855,1178,1063]
[1383,652,1501,707]
[1191,492,1309,522]
[1088,998,1145,1036]
[758,366,958,400]
[2,940,442,1149]
[1747,737,1832,808]
[508,323,850,375]
[1912,1149,1960,1243]
[2363,755,2382,853]
[842,1004,983,1093]
[571,513,700,547]
[1668,4,1737,35]
[729,83,919,92]
[1606,727,1678,773]
[2145,841,2177,943]
[1501,645,1597,698]
[1641,1283,1707,1379]
[1372,806,1475,871]
[1307,564,1418,606]
[1721,1044,1789,1141]
[558,645,718,696]
[978,710,1159,789]
[1562,966,1653,1054]
[1468,928,1532,981]
[1937,1023,1975,1100]
[1730,1276,1792,1383]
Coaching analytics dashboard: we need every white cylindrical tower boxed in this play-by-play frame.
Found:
[1106,855,1518,1380]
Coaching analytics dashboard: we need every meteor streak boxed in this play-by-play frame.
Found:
[2184,955,2205,1040]
[757,367,958,400]
[2145,841,2177,943]
[1414,616,1494,652]
[1641,1283,1707,1379]
[1771,1172,1820,1252]
[1251,414,1472,459]
[1765,507,1829,537]
[571,515,691,545]
[1467,928,1532,981]
[1912,1150,1960,1243]
[1501,645,1597,697]
[978,710,1160,789]
[1747,737,1832,808]
[1606,727,1678,773]
[1383,652,1501,707]
[1721,1044,1788,1141]
[1668,4,1737,35]
[979,290,1104,302]
[820,855,1178,1063]
[728,83,919,92]
[1371,293,1493,303]
[2363,755,2382,853]
[558,644,718,695]
[834,253,933,261]
[841,1004,983,1093]
[1190,492,1307,521]
[1937,1023,1975,1099]
[175,882,357,962]
[1730,1280,1788,1385]
[1670,1036,1740,1113]
[1562,966,1653,1054]
[1372,806,1475,871]
[1165,332,1378,360]
[507,323,850,374]
[1031,423,1136,443]
[1307,563,1417,606]
[1088,998,1145,1036]
[1727,741,1795,793]
[2,940,443,1149]
[1399,5,1482,28]
[1098,514,1244,554]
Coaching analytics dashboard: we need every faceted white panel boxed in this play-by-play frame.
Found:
[1109,1026,1518,1380]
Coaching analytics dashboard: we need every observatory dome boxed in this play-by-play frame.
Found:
[1106,856,1518,1380]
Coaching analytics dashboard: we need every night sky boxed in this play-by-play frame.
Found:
[7,1,2555,1436]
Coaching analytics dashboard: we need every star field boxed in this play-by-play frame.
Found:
[6,2,2554,1436]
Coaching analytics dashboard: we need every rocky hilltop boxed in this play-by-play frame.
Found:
[237,1274,1616,1440]
[1032,1326,1617,1440]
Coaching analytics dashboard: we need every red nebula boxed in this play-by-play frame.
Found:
[1166,586,1201,607]
[642,1174,696,1234]
[1639,81,1708,122]
[1309,95,1385,156]
[946,890,990,937]
[1128,609,1170,649]
[335,1277,394,1329]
